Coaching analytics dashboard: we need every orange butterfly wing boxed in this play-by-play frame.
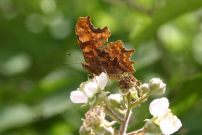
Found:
[75,16,135,76]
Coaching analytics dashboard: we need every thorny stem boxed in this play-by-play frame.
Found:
[119,94,132,135]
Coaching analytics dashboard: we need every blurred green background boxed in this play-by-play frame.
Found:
[0,0,202,134]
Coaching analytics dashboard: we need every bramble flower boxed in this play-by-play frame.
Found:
[149,97,182,135]
[149,78,166,95]
[70,72,108,104]
[149,97,169,117]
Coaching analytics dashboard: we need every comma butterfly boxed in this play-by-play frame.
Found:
[75,16,135,77]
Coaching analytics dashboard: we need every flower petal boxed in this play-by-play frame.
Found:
[94,72,108,90]
[149,97,169,117]
[159,113,182,135]
[70,89,88,103]
[83,81,98,98]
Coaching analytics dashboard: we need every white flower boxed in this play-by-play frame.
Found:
[149,97,182,135]
[159,113,182,135]
[70,72,108,104]
[149,97,169,117]
[149,78,166,95]
[70,89,88,103]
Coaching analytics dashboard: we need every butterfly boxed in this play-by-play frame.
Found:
[75,16,135,78]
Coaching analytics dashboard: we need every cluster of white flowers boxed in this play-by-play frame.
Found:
[70,73,182,135]
[149,97,182,135]
[70,72,108,103]
[140,78,182,135]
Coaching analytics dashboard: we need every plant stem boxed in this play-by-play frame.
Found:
[119,108,132,135]
[119,94,132,135]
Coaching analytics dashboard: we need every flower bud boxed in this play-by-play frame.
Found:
[107,94,122,107]
[149,78,166,95]
[139,83,150,95]
[129,87,138,100]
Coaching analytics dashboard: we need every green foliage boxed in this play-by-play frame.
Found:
[0,0,201,134]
